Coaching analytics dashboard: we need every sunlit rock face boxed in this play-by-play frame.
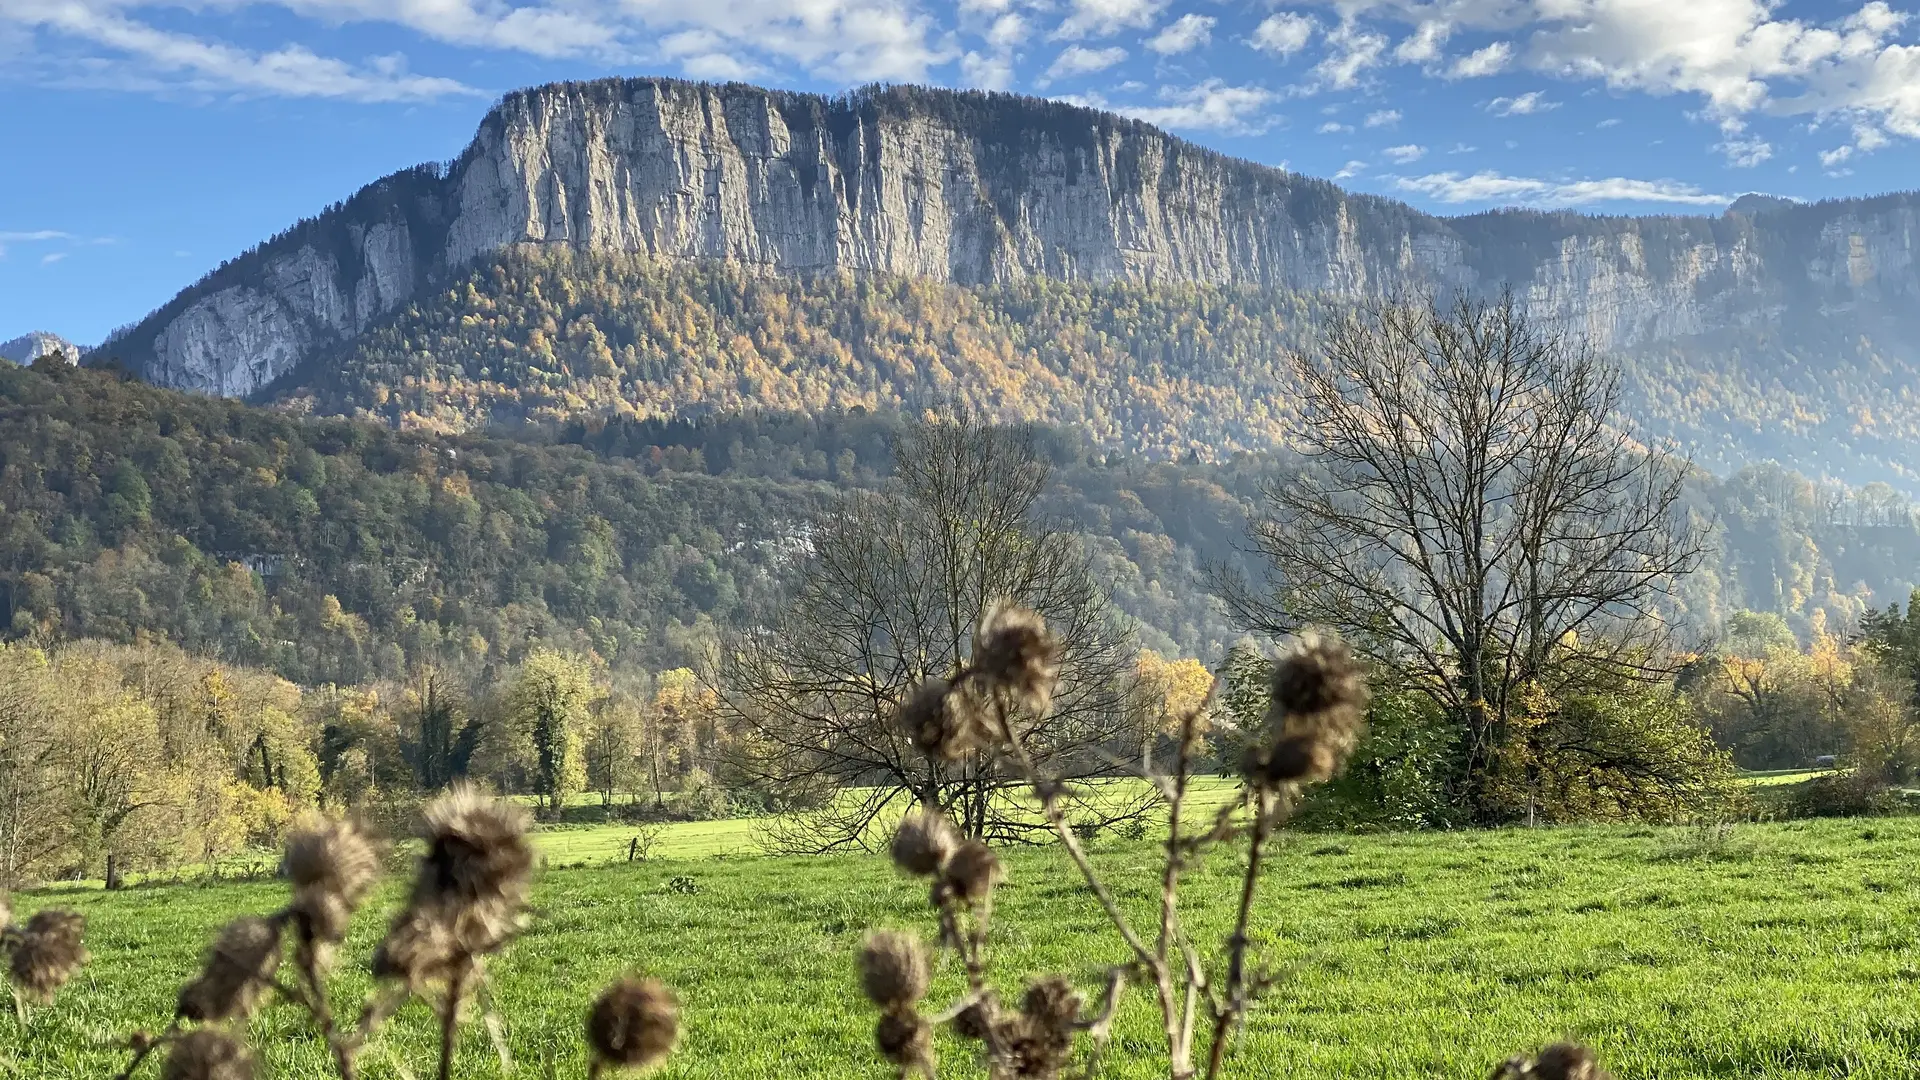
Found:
[99,77,1920,402]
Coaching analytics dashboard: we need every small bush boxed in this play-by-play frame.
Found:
[1783,771,1898,818]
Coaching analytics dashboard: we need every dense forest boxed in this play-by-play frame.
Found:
[252,247,1920,486]
[6,356,1920,693]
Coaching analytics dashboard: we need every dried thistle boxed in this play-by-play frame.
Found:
[890,809,960,877]
[897,678,989,760]
[8,908,87,1003]
[376,785,534,980]
[1251,632,1369,785]
[942,839,1003,906]
[413,784,534,918]
[586,976,679,1072]
[177,916,283,1022]
[953,993,999,1042]
[875,1005,935,1077]
[1491,1043,1611,1080]
[858,930,930,1008]
[1018,976,1081,1034]
[972,600,1062,716]
[161,1028,255,1080]
[370,907,459,989]
[284,816,383,946]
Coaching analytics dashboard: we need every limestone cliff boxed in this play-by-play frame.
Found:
[98,77,1920,403]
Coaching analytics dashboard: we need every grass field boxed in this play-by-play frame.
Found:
[11,815,1920,1078]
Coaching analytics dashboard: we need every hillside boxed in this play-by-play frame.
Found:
[86,77,1920,486]
[4,361,1920,690]
[287,246,1920,482]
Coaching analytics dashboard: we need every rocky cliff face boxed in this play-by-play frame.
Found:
[0,331,81,366]
[98,77,1920,400]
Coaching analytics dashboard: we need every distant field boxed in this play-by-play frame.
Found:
[529,777,1248,865]
[13,817,1920,1078]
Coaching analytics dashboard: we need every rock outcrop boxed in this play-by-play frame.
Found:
[0,332,81,366]
[98,77,1920,400]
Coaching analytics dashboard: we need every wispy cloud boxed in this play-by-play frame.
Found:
[1382,143,1426,163]
[1487,91,1559,116]
[1145,13,1212,55]
[1085,78,1277,133]
[1394,171,1731,207]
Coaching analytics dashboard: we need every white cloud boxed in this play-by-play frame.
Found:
[1448,40,1512,78]
[1053,0,1166,40]
[1109,79,1276,133]
[985,13,1029,50]
[1597,117,1622,127]
[1395,20,1451,64]
[1820,144,1855,165]
[1317,120,1350,133]
[1382,143,1426,163]
[1394,170,1731,207]
[12,3,476,101]
[1335,159,1367,178]
[1311,21,1388,89]
[1047,44,1126,78]
[1488,91,1559,116]
[1249,12,1314,59]
[961,49,1015,89]
[1713,118,1772,166]
[1146,13,1213,55]
[1364,108,1401,127]
[41,251,66,264]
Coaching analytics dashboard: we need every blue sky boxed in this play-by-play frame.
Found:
[4,0,1918,345]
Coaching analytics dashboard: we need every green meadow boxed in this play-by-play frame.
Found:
[11,814,1920,1078]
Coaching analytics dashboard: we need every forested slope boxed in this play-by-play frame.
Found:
[267,248,1920,486]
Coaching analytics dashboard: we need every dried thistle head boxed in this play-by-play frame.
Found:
[1251,632,1369,786]
[161,1028,255,1080]
[8,908,87,1003]
[177,917,283,1023]
[941,839,1002,906]
[586,976,679,1072]
[858,930,930,1008]
[890,809,960,877]
[1504,1043,1609,1080]
[414,784,534,915]
[952,991,1000,1042]
[284,816,382,944]
[875,1005,935,1077]
[972,601,1062,716]
[896,678,990,761]
[370,908,459,988]
[992,1013,1074,1080]
[1019,976,1082,1034]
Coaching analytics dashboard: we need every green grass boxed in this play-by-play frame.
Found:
[528,777,1247,865]
[12,816,1920,1078]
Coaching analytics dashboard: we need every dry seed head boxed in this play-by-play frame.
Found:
[1019,976,1082,1033]
[284,816,382,943]
[0,893,11,931]
[953,992,999,1042]
[942,839,1002,905]
[1256,632,1369,785]
[875,1005,935,1076]
[972,601,1062,716]
[586,976,679,1071]
[857,930,930,1008]
[161,1028,255,1080]
[414,784,534,916]
[1529,1043,1609,1080]
[370,908,459,987]
[992,1013,1073,1080]
[8,908,87,1003]
[177,917,283,1023]
[896,678,989,761]
[890,809,960,876]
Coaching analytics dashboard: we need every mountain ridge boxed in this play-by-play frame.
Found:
[95,77,1920,403]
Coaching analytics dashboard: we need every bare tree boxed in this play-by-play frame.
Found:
[1222,294,1704,819]
[719,410,1139,851]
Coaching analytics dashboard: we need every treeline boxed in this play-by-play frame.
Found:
[0,637,735,886]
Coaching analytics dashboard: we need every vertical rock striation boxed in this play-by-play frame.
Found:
[98,77,1920,400]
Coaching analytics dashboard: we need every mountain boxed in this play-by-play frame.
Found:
[93,77,1920,482]
[1,332,81,365]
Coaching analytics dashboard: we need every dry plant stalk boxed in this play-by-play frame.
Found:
[870,601,1376,1079]
[115,786,680,1080]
